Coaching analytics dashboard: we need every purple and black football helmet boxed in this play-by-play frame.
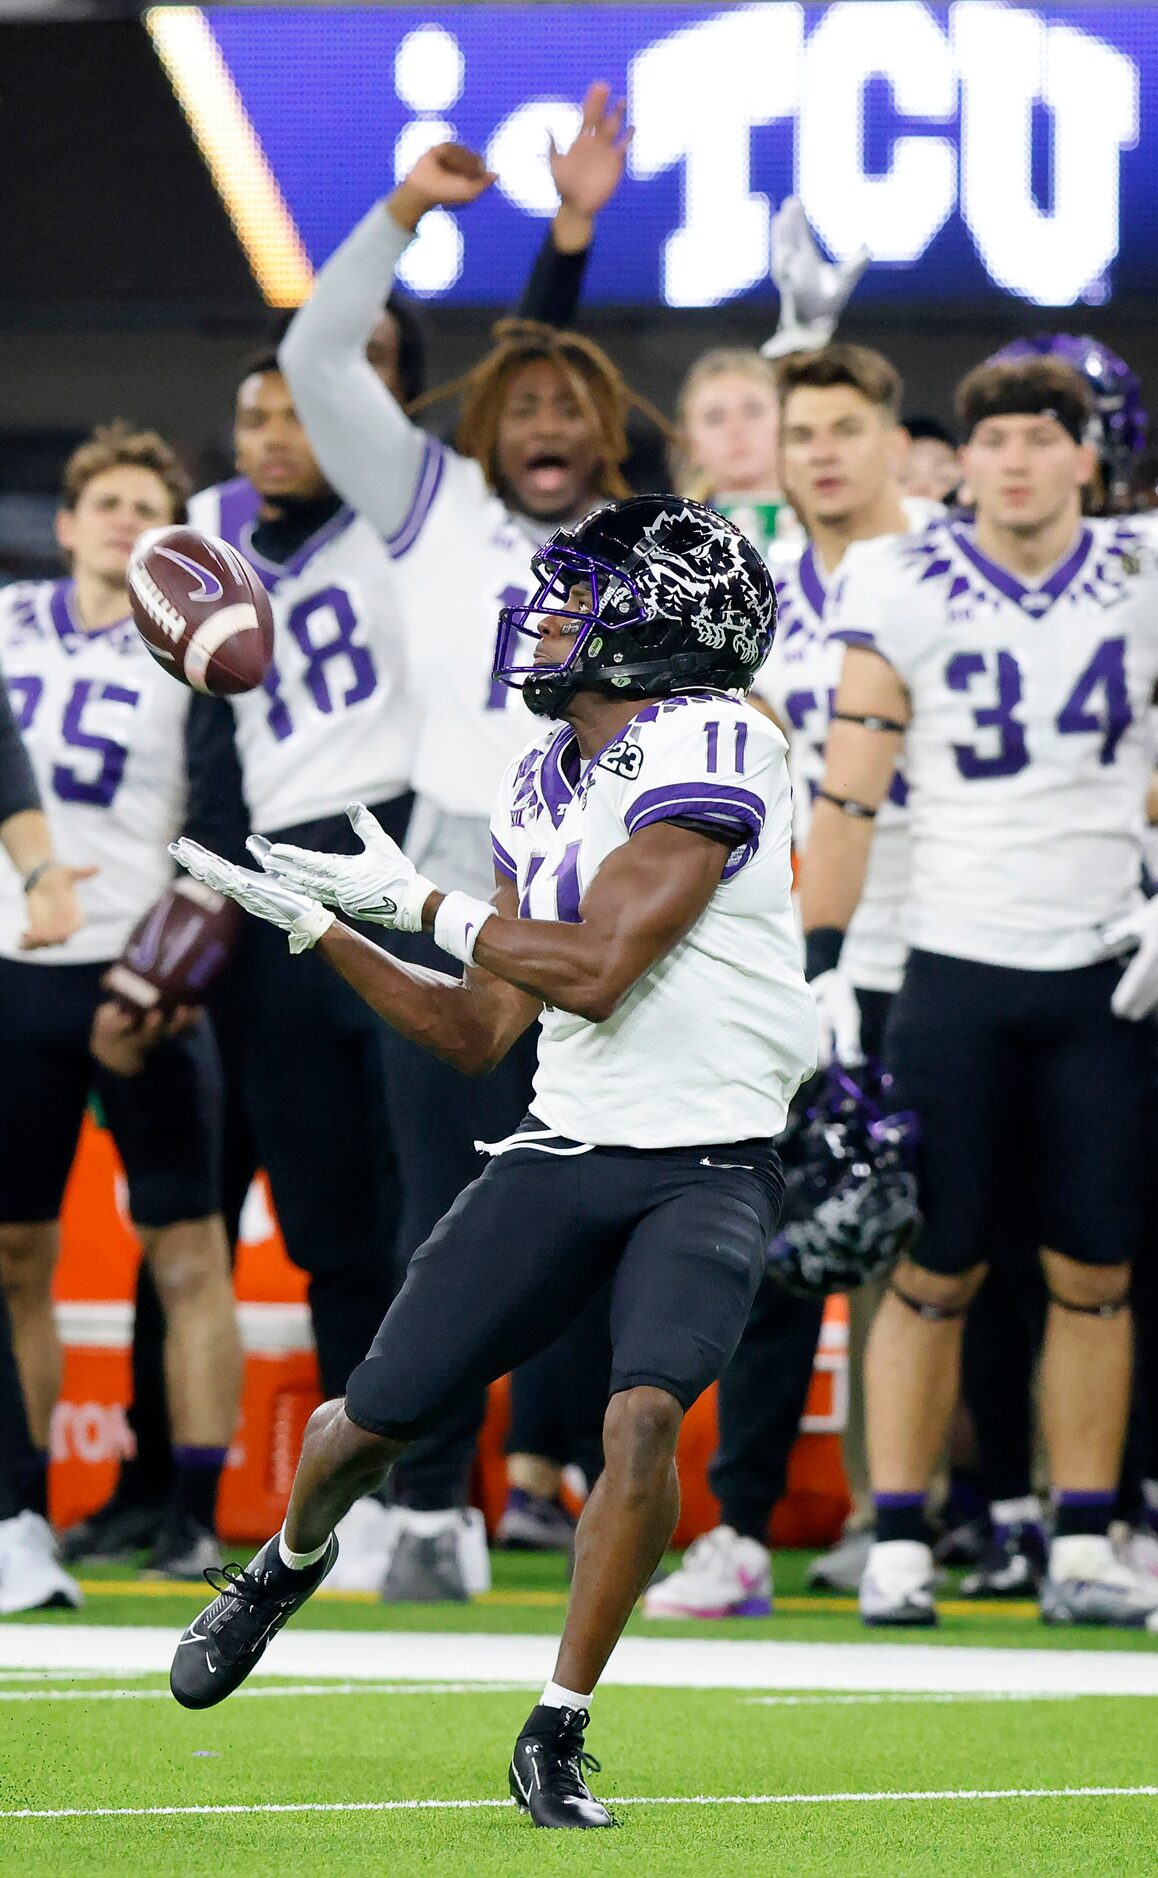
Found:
[987,334,1147,502]
[766,1063,921,1300]
[493,495,777,718]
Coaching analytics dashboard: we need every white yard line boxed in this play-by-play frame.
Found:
[6,1786,1158,1822]
[0,1681,538,1702]
[2,1624,1158,1696]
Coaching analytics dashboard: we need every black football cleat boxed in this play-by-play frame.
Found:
[170,1532,337,1710]
[509,1704,615,1828]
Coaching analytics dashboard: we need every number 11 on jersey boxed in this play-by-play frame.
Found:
[705,719,748,775]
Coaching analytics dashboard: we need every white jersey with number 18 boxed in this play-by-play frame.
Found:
[490,691,818,1148]
[189,479,414,834]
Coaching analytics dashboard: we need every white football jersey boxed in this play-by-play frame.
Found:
[0,581,189,965]
[752,498,938,994]
[490,692,817,1148]
[384,444,544,818]
[827,515,1158,969]
[189,479,413,834]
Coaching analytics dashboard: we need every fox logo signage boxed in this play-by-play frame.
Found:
[151,3,1148,310]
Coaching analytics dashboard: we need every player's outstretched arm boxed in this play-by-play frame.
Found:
[171,831,540,1075]
[251,800,727,1021]
[278,143,495,541]
[798,647,907,941]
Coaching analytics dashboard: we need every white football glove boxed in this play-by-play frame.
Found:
[250,801,436,933]
[1102,898,1158,1021]
[811,968,864,1068]
[761,197,870,361]
[169,839,334,955]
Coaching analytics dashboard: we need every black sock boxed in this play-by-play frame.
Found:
[171,1448,226,1532]
[1054,1491,1114,1538]
[874,1492,930,1546]
[24,1451,48,1519]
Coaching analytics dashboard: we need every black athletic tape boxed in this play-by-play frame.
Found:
[889,1279,969,1323]
[1046,1287,1131,1318]
[831,710,907,734]
[816,789,878,820]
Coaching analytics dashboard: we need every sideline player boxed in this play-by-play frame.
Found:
[802,356,1158,1627]
[0,666,90,1610]
[0,424,242,1578]
[646,343,938,1618]
[167,496,815,1824]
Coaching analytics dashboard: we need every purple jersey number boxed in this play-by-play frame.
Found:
[518,841,583,922]
[948,639,1133,779]
[264,586,378,742]
[10,675,141,807]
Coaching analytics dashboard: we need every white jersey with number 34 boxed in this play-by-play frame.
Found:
[827,515,1158,969]
[490,691,817,1148]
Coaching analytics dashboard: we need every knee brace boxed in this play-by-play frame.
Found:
[888,1278,970,1323]
[1046,1286,1131,1318]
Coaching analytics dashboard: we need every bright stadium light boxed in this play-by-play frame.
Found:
[146,6,314,308]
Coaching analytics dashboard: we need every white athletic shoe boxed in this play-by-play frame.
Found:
[325,1497,397,1593]
[858,1539,937,1627]
[643,1525,772,1618]
[1112,1523,1158,1582]
[0,1511,84,1614]
[808,1528,874,1592]
[378,1506,492,1602]
[1041,1534,1158,1627]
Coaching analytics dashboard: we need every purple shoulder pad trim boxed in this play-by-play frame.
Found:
[491,834,517,881]
[624,781,766,847]
[827,628,877,647]
[386,438,447,561]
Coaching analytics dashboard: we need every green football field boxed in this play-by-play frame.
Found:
[5,1551,1158,1875]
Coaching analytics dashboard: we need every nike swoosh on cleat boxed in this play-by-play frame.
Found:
[206,1656,218,1673]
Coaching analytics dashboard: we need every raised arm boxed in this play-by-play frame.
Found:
[516,81,631,326]
[798,646,908,961]
[278,144,496,540]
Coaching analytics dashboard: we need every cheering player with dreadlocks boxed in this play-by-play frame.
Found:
[278,129,639,1583]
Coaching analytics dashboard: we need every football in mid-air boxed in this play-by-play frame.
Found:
[104,877,241,1021]
[127,524,274,695]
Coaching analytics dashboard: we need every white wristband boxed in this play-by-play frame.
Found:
[288,902,336,955]
[433,890,496,965]
[393,870,438,934]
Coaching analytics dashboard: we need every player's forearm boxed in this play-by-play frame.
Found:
[278,204,426,539]
[798,801,875,936]
[318,922,511,1075]
[1,808,55,878]
[470,914,628,1024]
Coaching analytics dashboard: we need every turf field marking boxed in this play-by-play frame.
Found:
[6,1785,1158,1822]
[744,1691,1081,1707]
[6,1625,1158,1695]
[0,1681,538,1702]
